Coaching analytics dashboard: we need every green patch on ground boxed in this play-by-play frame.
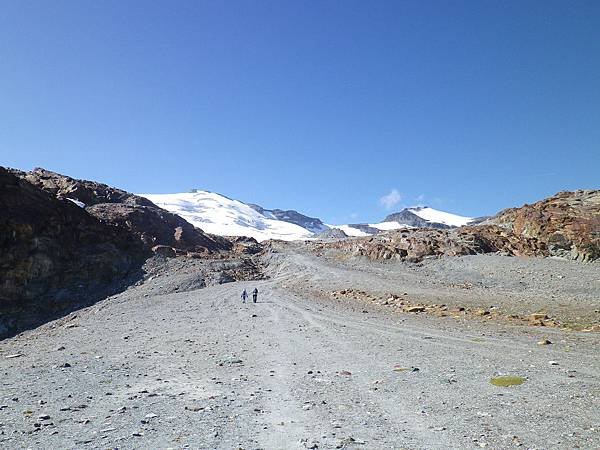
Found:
[490,375,526,387]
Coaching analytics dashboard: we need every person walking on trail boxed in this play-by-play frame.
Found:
[252,288,258,303]
[241,289,248,303]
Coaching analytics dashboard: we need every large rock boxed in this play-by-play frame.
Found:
[489,190,600,261]
[0,168,147,338]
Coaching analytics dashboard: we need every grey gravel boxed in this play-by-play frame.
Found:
[0,249,598,449]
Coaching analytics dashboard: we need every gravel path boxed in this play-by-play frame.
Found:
[1,251,599,449]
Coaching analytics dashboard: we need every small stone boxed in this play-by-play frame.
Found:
[185,405,203,412]
[38,414,51,420]
[549,360,559,365]
[537,339,552,345]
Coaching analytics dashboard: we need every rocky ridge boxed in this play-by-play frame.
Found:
[488,189,600,262]
[12,168,232,255]
[311,225,546,262]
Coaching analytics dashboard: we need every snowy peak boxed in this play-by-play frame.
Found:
[139,191,319,242]
[332,206,473,237]
[406,206,473,227]
[139,190,474,242]
[384,206,473,228]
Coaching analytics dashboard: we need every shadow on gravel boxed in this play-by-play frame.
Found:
[0,268,145,340]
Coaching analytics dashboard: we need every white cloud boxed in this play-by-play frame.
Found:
[379,189,402,210]
[349,212,359,219]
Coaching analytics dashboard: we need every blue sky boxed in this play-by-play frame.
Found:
[1,1,598,223]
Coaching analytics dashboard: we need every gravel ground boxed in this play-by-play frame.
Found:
[1,249,599,449]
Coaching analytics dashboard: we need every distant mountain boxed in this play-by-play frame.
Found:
[384,206,473,228]
[331,206,473,236]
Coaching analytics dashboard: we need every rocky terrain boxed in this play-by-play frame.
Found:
[0,247,598,449]
[309,224,546,263]
[1,167,599,448]
[0,168,248,338]
[489,189,600,262]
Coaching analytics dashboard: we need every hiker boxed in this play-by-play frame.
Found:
[252,288,258,303]
[241,289,248,303]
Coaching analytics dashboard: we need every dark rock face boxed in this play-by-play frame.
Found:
[269,209,328,234]
[248,204,328,234]
[489,190,600,262]
[383,209,452,229]
[0,168,147,338]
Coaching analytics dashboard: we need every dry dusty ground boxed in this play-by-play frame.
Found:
[1,249,599,449]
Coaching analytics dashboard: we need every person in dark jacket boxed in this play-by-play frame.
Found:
[241,289,248,303]
[252,288,258,303]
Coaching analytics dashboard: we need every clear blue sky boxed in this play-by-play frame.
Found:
[1,1,598,223]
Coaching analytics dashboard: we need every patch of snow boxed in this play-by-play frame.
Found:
[326,225,369,237]
[370,222,410,231]
[407,207,472,227]
[67,198,85,208]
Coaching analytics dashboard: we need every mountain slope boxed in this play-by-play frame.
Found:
[139,191,316,242]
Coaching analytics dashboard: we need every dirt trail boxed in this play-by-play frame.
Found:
[1,252,599,449]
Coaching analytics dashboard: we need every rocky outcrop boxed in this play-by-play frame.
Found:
[13,168,232,255]
[13,167,155,207]
[313,225,545,262]
[489,190,600,262]
[0,168,147,338]
[86,202,229,253]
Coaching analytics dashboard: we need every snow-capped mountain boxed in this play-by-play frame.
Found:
[332,207,473,236]
[139,190,474,241]
[384,206,473,228]
[138,190,321,242]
